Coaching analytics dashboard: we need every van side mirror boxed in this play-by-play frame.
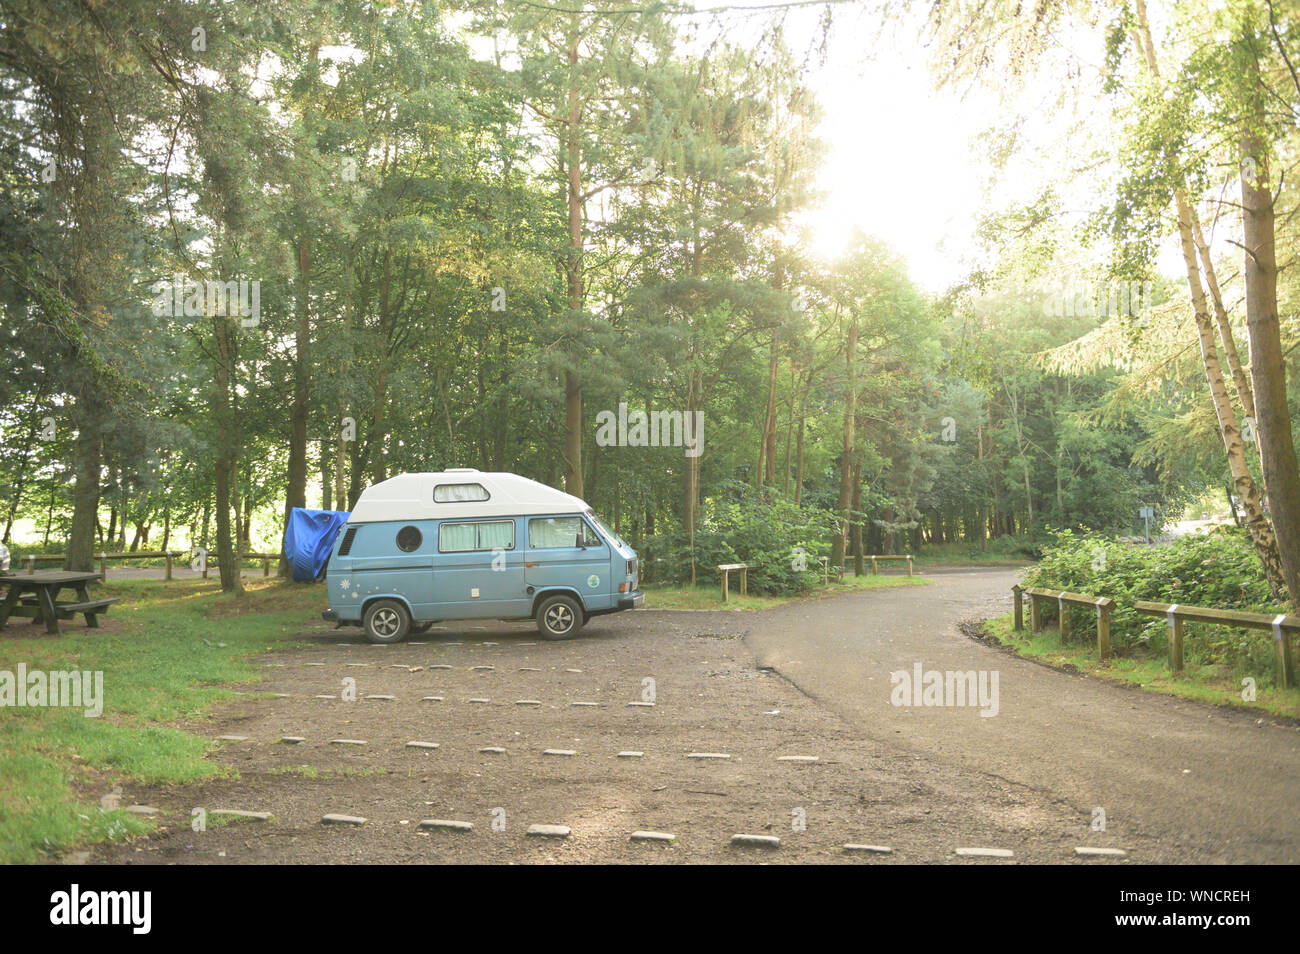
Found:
[575,533,585,548]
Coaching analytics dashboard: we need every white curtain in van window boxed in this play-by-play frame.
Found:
[434,483,489,502]
[530,516,581,549]
[477,520,513,550]
[440,522,479,552]
[441,521,513,552]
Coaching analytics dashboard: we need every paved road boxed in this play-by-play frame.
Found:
[743,568,1300,863]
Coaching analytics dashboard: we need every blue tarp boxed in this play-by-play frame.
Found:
[284,507,350,582]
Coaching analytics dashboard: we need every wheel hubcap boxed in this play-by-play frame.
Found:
[545,604,573,633]
[373,609,399,636]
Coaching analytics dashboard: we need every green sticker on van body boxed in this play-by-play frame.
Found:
[587,574,600,588]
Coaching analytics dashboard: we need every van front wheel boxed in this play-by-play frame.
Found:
[536,594,583,640]
[363,599,411,644]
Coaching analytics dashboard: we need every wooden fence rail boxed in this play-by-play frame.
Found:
[869,554,914,576]
[1134,600,1296,689]
[1012,585,1296,688]
[1013,584,1115,659]
[18,551,278,581]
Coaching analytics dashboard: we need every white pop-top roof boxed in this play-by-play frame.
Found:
[347,470,592,524]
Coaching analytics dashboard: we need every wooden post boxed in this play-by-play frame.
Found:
[1097,600,1111,660]
[1058,595,1070,641]
[1167,605,1183,671]
[1030,593,1042,633]
[27,555,35,574]
[1012,585,1023,631]
[721,568,729,603]
[905,554,913,577]
[262,555,270,577]
[821,557,828,585]
[739,566,747,596]
[1271,615,1294,690]
[165,552,173,581]
[99,553,107,577]
[870,555,878,576]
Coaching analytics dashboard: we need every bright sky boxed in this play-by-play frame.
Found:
[799,28,991,289]
[697,0,1003,292]
[729,0,1202,294]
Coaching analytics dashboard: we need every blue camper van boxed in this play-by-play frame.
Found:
[321,470,643,643]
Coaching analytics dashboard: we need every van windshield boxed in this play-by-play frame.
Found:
[586,511,626,550]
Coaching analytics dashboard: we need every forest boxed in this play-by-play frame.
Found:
[3,0,1300,605]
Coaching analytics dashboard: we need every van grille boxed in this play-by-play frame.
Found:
[337,527,358,556]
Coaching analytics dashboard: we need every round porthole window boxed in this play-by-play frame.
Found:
[396,525,422,553]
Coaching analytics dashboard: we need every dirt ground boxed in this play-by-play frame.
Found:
[65,602,1151,865]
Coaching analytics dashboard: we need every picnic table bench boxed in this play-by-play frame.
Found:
[0,571,118,635]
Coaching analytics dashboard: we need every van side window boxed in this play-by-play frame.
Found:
[396,526,422,553]
[439,520,515,553]
[434,483,490,503]
[529,516,601,549]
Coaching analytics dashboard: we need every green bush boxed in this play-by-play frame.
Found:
[1023,527,1286,680]
[647,482,835,595]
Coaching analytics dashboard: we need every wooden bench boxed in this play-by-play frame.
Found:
[869,554,914,576]
[716,563,755,602]
[1015,585,1115,659]
[0,571,116,635]
[9,597,120,626]
[1134,600,1296,688]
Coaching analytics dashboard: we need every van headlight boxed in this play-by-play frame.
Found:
[0,543,9,572]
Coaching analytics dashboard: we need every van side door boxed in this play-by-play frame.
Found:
[432,518,527,619]
[524,514,611,611]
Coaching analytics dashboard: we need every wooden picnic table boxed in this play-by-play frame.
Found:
[0,570,118,636]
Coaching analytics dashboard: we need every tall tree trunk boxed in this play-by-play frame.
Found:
[830,310,858,569]
[1133,0,1285,595]
[335,250,352,509]
[794,386,807,507]
[760,333,778,487]
[562,18,585,498]
[319,439,332,511]
[1240,133,1300,609]
[851,459,865,576]
[213,310,243,594]
[282,236,311,577]
[64,415,102,572]
[1193,217,1256,424]
[686,376,702,584]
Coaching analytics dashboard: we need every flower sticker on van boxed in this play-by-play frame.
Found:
[587,574,600,588]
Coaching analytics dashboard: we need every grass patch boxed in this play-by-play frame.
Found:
[981,613,1300,719]
[267,765,388,779]
[643,572,931,610]
[0,576,325,863]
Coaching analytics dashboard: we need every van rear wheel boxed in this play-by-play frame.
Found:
[536,594,583,640]
[363,599,411,644]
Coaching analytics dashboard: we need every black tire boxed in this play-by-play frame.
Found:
[363,599,412,644]
[536,594,583,640]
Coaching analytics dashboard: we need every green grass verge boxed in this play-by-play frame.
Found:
[911,541,1036,567]
[643,572,931,610]
[981,613,1300,720]
[0,577,321,863]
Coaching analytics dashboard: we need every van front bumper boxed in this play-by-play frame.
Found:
[618,590,645,610]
